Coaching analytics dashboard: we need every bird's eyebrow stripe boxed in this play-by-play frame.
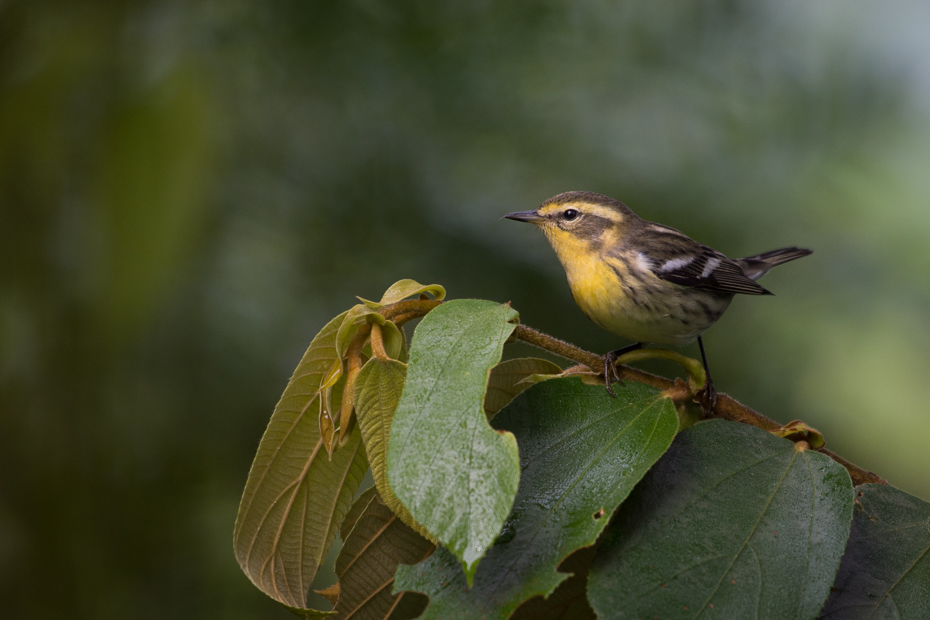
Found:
[581,205,625,221]
[539,204,624,222]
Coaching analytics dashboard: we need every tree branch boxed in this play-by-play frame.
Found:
[369,300,884,487]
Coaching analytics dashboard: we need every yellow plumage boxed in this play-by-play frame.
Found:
[535,197,730,346]
[505,190,812,402]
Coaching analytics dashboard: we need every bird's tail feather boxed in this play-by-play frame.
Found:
[736,247,812,281]
[739,247,813,266]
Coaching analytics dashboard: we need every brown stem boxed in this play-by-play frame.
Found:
[370,323,388,360]
[513,324,885,486]
[383,299,442,321]
[338,322,372,442]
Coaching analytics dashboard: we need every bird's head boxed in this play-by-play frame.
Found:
[504,191,635,259]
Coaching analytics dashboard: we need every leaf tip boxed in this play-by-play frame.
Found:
[462,560,479,588]
[314,584,340,607]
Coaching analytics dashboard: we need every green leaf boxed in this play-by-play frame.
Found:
[333,488,435,620]
[380,320,408,362]
[336,304,381,360]
[509,548,597,620]
[588,419,854,620]
[360,279,447,308]
[233,312,369,609]
[387,299,520,583]
[354,357,431,539]
[820,483,930,619]
[483,357,562,418]
[394,378,679,618]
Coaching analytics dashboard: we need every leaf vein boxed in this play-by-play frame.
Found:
[866,537,930,619]
[694,449,799,618]
[483,395,667,603]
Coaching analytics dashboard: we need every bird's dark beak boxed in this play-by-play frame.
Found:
[503,210,545,223]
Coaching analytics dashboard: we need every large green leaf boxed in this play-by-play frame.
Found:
[819,483,930,619]
[483,357,563,418]
[332,488,436,620]
[394,378,679,618]
[588,419,854,620]
[234,312,369,609]
[354,357,431,539]
[387,299,520,582]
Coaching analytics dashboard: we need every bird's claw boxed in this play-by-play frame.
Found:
[604,352,624,398]
[695,378,717,415]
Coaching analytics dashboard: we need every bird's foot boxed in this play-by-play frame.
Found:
[603,343,644,398]
[695,377,717,415]
[604,351,624,398]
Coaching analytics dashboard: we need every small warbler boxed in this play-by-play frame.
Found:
[505,191,811,406]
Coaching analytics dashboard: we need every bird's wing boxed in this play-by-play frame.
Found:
[635,224,772,295]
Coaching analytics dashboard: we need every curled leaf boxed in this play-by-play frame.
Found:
[336,304,381,359]
[380,320,407,362]
[359,279,447,309]
[770,419,826,449]
[369,321,406,363]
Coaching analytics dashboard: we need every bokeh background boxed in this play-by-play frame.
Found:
[3,1,930,618]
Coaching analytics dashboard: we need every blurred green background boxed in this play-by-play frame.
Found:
[3,1,930,618]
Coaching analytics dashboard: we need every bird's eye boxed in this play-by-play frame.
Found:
[563,209,580,221]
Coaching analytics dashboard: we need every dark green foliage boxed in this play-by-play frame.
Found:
[394,378,678,618]
[820,483,930,619]
[231,300,928,619]
[588,420,853,619]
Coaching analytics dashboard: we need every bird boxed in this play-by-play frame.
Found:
[504,191,812,409]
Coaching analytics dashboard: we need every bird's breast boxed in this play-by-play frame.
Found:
[562,252,640,330]
[560,250,728,345]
